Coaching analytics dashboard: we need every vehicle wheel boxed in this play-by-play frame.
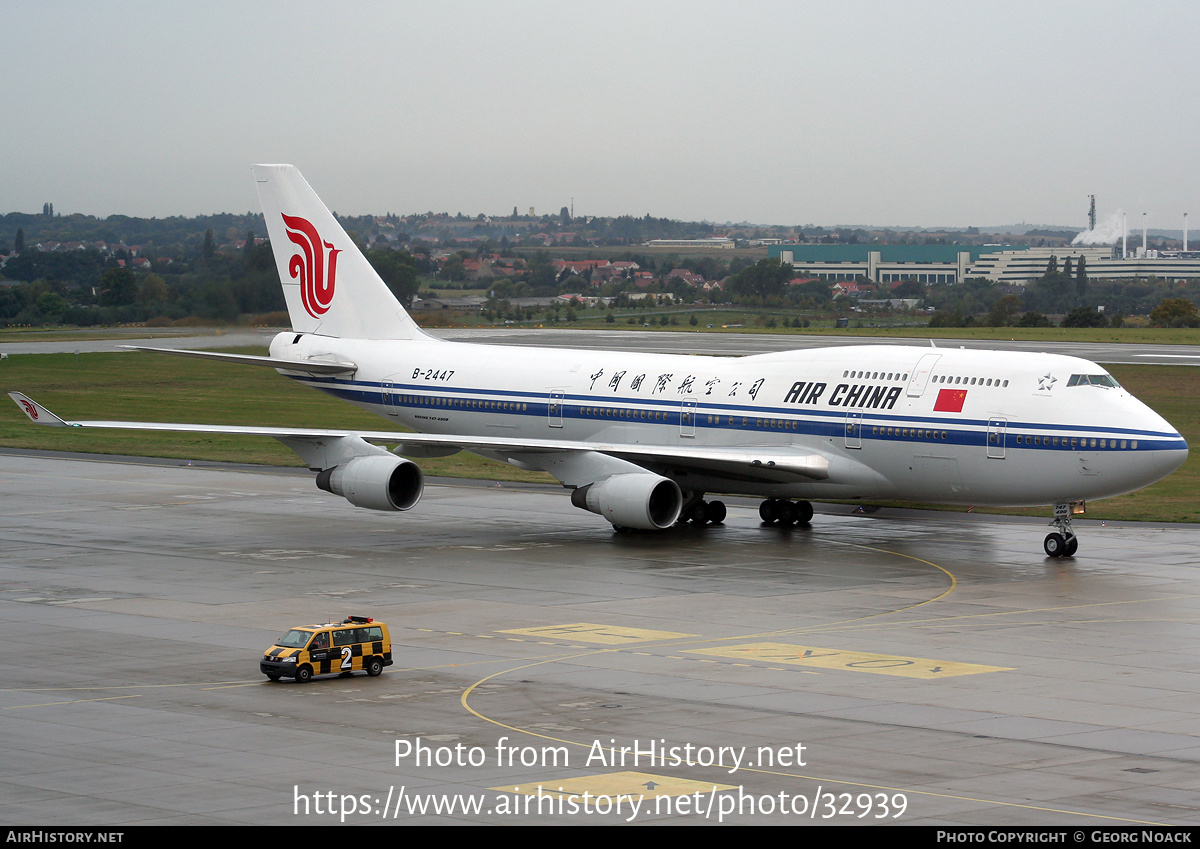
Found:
[366,657,384,677]
[266,673,281,682]
[794,500,814,524]
[759,500,778,524]
[1064,536,1078,557]
[295,665,313,683]
[708,501,726,524]
[1044,533,1066,558]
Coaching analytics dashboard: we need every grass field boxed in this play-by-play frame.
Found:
[0,348,1194,522]
[0,348,557,482]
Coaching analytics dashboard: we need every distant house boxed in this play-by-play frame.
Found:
[461,258,494,280]
[552,259,609,276]
[831,281,867,297]
[666,269,705,286]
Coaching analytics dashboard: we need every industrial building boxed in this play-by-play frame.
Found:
[769,243,1200,286]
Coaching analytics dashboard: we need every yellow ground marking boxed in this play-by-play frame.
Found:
[460,651,1164,824]
[687,642,1011,679]
[499,623,697,644]
[461,544,1163,821]
[493,771,733,798]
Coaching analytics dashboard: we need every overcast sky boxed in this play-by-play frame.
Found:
[4,0,1198,229]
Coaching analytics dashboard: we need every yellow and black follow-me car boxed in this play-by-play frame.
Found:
[261,616,392,682]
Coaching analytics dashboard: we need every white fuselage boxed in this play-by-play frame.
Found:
[272,332,1187,507]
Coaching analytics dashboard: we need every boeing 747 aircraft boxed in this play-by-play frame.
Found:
[9,165,1188,557]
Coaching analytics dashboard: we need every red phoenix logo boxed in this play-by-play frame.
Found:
[282,214,341,318]
[20,399,38,420]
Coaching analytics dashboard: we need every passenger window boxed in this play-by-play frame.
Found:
[333,629,355,647]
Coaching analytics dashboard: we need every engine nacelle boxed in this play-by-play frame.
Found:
[570,473,682,530]
[315,455,423,512]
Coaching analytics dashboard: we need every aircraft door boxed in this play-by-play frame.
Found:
[680,399,697,437]
[547,391,564,428]
[906,354,942,397]
[382,380,398,417]
[845,411,862,448]
[987,418,1007,459]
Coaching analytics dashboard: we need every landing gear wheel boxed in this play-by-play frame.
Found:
[1046,501,1080,559]
[689,501,710,525]
[759,499,779,524]
[794,500,814,524]
[708,501,726,524]
[777,501,798,526]
[1044,533,1066,558]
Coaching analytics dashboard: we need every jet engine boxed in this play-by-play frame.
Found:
[315,455,423,512]
[570,473,682,530]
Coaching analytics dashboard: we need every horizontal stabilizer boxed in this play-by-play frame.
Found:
[121,346,357,375]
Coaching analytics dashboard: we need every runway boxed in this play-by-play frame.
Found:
[3,325,1199,365]
[439,327,1200,366]
[2,451,1198,825]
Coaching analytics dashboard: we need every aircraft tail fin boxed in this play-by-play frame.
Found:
[252,164,429,341]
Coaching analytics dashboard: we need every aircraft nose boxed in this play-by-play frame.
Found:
[1154,434,1188,478]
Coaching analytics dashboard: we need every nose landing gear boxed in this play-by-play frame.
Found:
[1044,502,1080,558]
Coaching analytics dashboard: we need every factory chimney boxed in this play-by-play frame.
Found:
[1088,195,1096,231]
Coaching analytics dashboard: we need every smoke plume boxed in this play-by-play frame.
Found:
[1072,211,1124,245]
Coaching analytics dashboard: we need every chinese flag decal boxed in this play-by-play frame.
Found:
[934,388,968,412]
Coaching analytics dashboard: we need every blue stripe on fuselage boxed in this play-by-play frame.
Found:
[287,375,1185,450]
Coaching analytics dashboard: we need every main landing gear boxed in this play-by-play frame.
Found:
[759,499,814,527]
[1044,502,1079,558]
[680,496,726,527]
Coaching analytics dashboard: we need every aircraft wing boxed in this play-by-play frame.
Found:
[118,346,358,375]
[8,392,829,482]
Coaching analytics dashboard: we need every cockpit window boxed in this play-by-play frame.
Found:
[1067,374,1119,388]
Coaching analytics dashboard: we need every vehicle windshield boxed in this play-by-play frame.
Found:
[275,629,314,648]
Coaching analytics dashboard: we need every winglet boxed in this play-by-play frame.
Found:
[7,393,72,427]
